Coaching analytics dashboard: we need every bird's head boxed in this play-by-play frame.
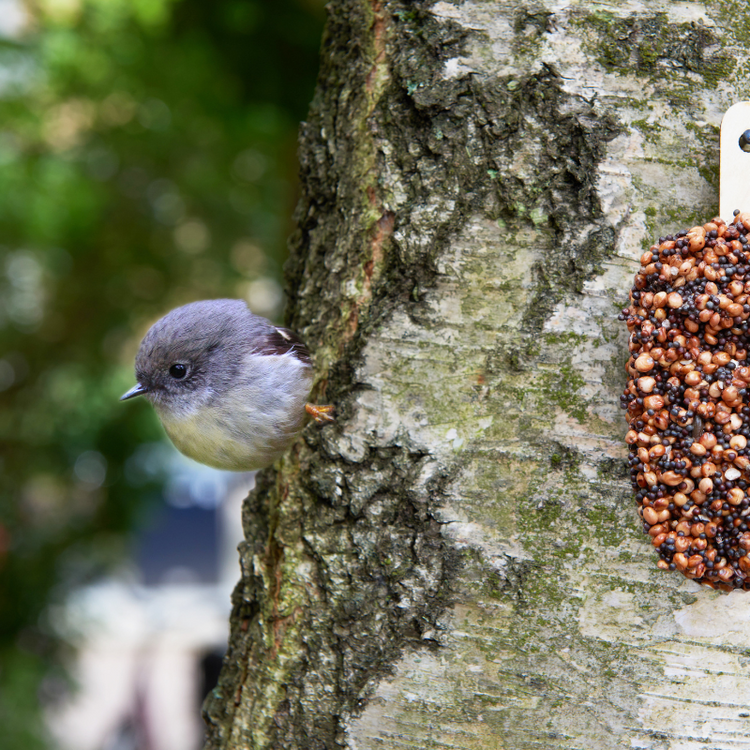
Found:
[120,299,251,417]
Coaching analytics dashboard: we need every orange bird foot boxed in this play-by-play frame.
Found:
[305,403,335,424]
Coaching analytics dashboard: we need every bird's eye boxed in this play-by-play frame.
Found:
[169,364,187,379]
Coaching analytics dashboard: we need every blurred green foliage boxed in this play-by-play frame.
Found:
[0,0,324,745]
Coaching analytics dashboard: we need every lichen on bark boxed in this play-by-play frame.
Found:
[204,1,750,749]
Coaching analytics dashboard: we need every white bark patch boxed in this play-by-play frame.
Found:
[443,57,475,79]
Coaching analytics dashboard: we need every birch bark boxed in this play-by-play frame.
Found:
[203,2,750,748]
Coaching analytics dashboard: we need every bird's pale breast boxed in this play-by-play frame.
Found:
[157,352,313,471]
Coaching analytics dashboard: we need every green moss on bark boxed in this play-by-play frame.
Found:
[575,10,734,87]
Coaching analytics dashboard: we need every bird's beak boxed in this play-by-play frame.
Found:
[120,383,149,401]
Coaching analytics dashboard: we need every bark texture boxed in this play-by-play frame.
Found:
[203,2,750,748]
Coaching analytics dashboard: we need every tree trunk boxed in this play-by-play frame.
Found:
[203,2,750,748]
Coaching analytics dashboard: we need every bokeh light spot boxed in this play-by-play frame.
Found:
[74,451,107,489]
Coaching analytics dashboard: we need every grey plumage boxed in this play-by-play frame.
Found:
[122,299,314,471]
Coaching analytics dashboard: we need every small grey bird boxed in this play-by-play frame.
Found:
[120,299,333,471]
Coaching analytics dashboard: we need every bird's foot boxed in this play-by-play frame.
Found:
[306,403,335,424]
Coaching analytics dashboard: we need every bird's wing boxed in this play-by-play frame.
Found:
[253,326,312,366]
